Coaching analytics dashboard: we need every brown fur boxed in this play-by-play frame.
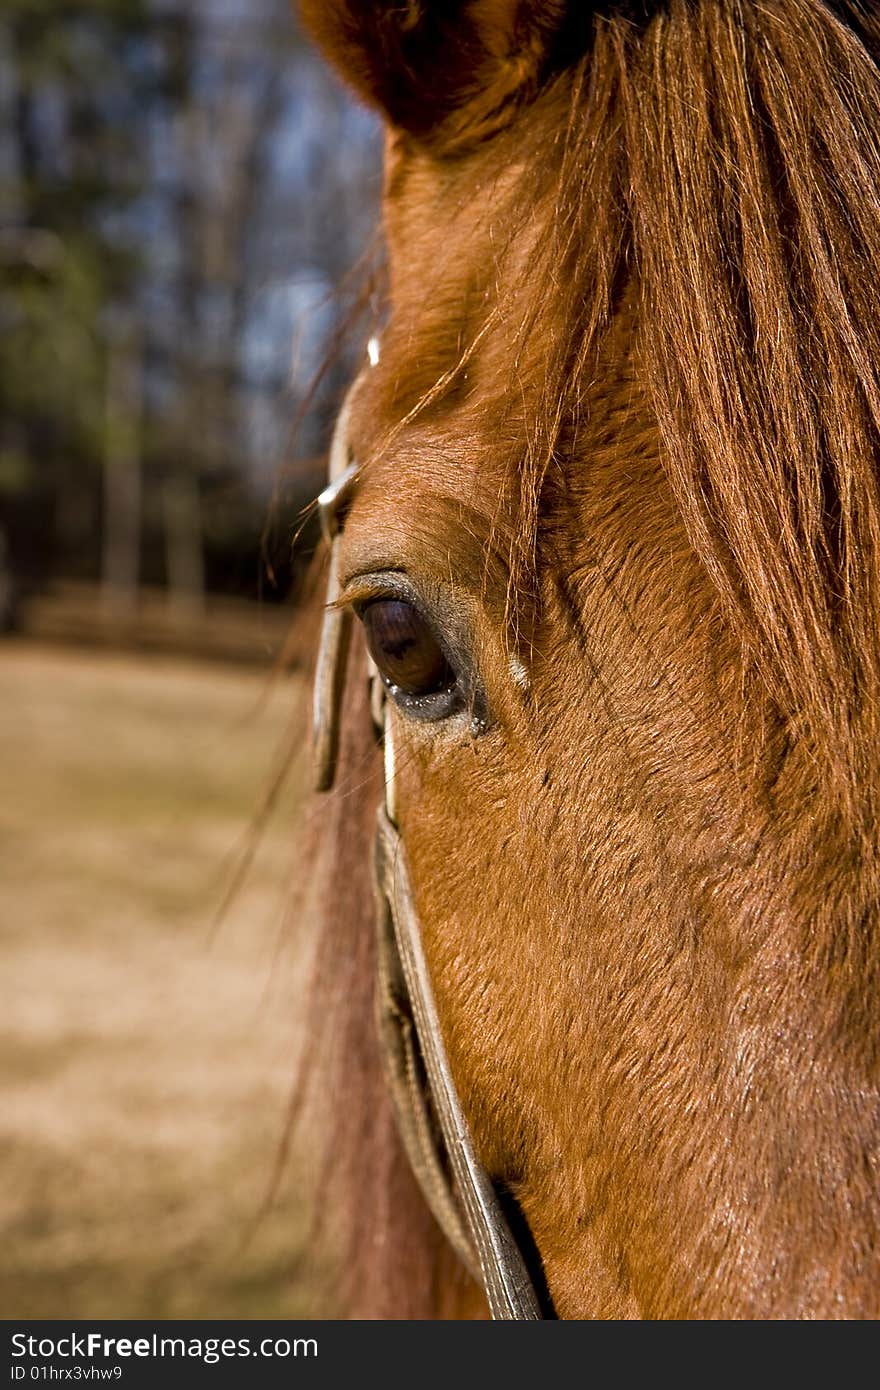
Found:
[297,0,880,1317]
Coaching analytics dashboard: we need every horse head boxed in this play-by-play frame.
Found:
[299,0,880,1318]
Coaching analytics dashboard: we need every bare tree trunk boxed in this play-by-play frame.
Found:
[163,471,205,620]
[101,328,142,616]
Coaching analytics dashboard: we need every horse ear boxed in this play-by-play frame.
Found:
[298,1,579,144]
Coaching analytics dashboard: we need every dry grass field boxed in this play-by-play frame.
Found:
[0,642,325,1318]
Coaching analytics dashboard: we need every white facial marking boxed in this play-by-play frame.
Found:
[509,656,530,692]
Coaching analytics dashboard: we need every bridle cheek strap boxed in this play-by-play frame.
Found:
[372,806,478,1280]
[312,375,545,1321]
[373,802,543,1319]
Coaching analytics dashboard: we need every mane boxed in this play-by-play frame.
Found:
[297,0,880,1317]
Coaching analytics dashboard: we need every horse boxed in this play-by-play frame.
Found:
[295,0,880,1319]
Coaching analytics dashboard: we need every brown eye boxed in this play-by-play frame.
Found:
[362,598,454,698]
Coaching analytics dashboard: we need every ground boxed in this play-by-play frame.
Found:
[0,643,324,1317]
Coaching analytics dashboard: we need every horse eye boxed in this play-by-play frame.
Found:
[361,598,455,702]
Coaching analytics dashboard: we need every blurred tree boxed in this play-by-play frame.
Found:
[0,0,381,608]
[0,0,152,591]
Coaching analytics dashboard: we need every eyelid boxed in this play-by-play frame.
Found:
[336,570,422,614]
[334,581,395,614]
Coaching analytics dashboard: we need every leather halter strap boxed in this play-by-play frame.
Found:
[312,374,544,1320]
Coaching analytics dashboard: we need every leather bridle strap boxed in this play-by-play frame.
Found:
[373,803,543,1319]
[312,370,545,1321]
[372,810,481,1282]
